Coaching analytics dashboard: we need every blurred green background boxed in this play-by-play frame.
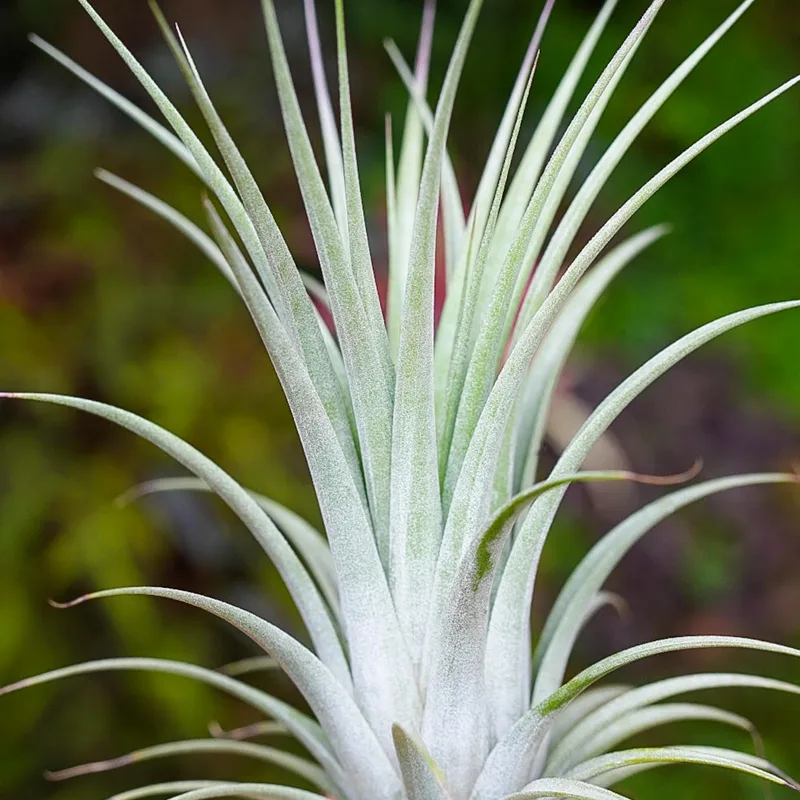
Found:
[1,0,799,797]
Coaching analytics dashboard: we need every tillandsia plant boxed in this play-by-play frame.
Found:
[2,0,800,798]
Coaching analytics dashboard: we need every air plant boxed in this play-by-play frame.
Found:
[2,0,799,798]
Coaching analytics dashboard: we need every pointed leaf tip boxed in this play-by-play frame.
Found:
[47,597,87,610]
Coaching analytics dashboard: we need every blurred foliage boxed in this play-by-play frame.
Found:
[0,0,799,798]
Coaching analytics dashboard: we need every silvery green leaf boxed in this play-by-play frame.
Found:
[489,289,799,736]
[472,636,800,799]
[515,0,757,338]
[480,0,618,321]
[389,0,483,667]
[74,1,277,322]
[546,671,800,777]
[105,783,231,800]
[116,477,339,617]
[467,0,554,262]
[302,0,349,256]
[0,658,342,787]
[440,0,666,585]
[333,0,394,387]
[202,203,421,749]
[29,34,200,178]
[393,725,450,800]
[382,38,465,283]
[564,746,795,790]
[0,391,350,689]
[558,703,754,770]
[442,0,664,521]
[549,687,629,746]
[532,474,798,706]
[504,778,629,800]
[94,169,238,290]
[47,737,333,794]
[261,0,396,561]
[515,226,669,491]
[436,53,537,482]
[203,197,356,467]
[387,0,436,356]
[168,786,326,800]
[153,13,362,500]
[387,31,471,437]
[424,471,655,797]
[57,586,401,800]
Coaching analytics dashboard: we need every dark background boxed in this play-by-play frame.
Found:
[1,0,799,797]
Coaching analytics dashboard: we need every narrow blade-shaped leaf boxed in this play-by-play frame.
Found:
[488,298,800,734]
[117,477,339,617]
[546,671,800,776]
[389,0,484,666]
[0,658,342,788]
[393,725,450,800]
[0,391,350,688]
[564,746,795,790]
[515,0,758,337]
[533,474,799,704]
[56,587,401,800]
[202,201,421,751]
[553,703,755,770]
[473,637,800,799]
[505,778,629,800]
[387,0,436,356]
[47,738,332,794]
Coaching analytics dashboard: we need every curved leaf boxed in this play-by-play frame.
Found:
[29,34,199,177]
[106,783,235,800]
[505,778,629,800]
[302,0,349,255]
[481,0,619,321]
[117,477,339,617]
[514,225,669,491]
[0,391,350,687]
[546,671,800,776]
[47,738,332,794]
[95,169,238,290]
[488,297,800,736]
[169,787,326,800]
[333,0,393,391]
[472,636,800,799]
[437,52,538,486]
[515,0,758,337]
[549,686,629,746]
[532,474,799,705]
[0,658,342,788]
[557,703,755,770]
[564,746,796,790]
[53,587,401,800]
[381,39,465,284]
[387,0,436,356]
